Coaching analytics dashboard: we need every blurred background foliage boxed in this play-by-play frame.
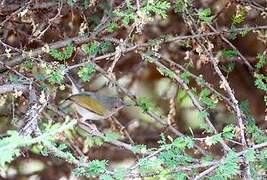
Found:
[0,0,266,179]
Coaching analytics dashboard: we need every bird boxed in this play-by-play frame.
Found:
[64,75,125,121]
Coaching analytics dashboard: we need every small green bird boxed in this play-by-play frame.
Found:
[65,75,125,121]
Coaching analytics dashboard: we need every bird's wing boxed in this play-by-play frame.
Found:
[67,93,107,116]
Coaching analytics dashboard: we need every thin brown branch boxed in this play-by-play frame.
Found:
[0,1,57,13]
[149,55,231,153]
[2,24,266,73]
[0,0,33,27]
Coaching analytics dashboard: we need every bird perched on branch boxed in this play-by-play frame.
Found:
[64,75,125,121]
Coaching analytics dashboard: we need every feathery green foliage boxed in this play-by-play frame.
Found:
[197,8,213,23]
[49,43,74,61]
[78,64,96,82]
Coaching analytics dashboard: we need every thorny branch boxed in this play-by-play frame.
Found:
[1,25,267,72]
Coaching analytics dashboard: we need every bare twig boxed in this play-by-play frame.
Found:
[32,1,63,40]
[149,54,231,152]
[182,9,251,178]
[0,83,28,94]
[0,0,33,27]
[0,1,57,13]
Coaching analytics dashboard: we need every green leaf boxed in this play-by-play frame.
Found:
[246,120,267,144]
[1,120,76,167]
[84,135,104,150]
[254,73,267,91]
[232,8,246,24]
[142,1,170,19]
[22,59,33,70]
[100,174,113,180]
[196,75,205,85]
[228,26,238,40]
[82,41,99,56]
[77,64,96,82]
[83,0,90,9]
[245,149,255,162]
[158,133,167,145]
[137,97,154,112]
[239,28,250,37]
[180,71,190,84]
[107,22,118,32]
[66,0,75,6]
[255,53,266,70]
[222,49,239,58]
[47,64,66,84]
[259,149,267,159]
[199,88,216,109]
[198,111,209,122]
[104,130,121,142]
[94,137,104,146]
[240,100,251,117]
[43,141,76,163]
[99,41,113,54]
[84,136,94,148]
[115,0,170,27]
[114,10,135,26]
[64,43,75,59]
[173,172,187,180]
[205,134,222,146]
[157,66,176,78]
[241,100,267,143]
[159,147,193,168]
[86,160,108,176]
[73,160,108,177]
[208,174,225,180]
[172,137,194,150]
[173,137,187,150]
[131,144,147,154]
[113,167,127,180]
[197,8,213,23]
[35,74,46,81]
[174,0,187,13]
[222,62,236,73]
[0,131,23,167]
[49,43,74,61]
[216,151,239,178]
[184,136,194,149]
[0,148,20,167]
[138,157,162,174]
[99,1,112,12]
[222,124,235,140]
[49,49,64,61]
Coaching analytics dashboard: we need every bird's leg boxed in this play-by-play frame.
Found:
[74,111,80,120]
[80,118,99,132]
[107,117,116,130]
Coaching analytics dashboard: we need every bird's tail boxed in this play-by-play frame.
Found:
[66,74,80,94]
